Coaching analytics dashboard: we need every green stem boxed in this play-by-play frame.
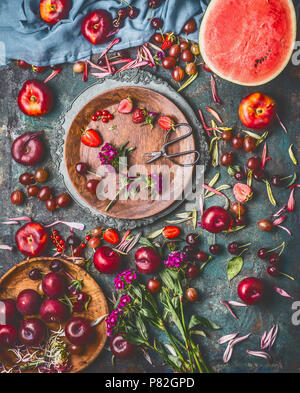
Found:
[145,343,182,373]
[179,297,194,373]
[105,188,122,211]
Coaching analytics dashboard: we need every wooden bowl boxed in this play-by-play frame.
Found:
[0,257,108,373]
[64,86,196,220]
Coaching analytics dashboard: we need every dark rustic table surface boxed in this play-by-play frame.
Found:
[0,37,300,373]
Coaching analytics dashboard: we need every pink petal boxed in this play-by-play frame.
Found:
[218,333,239,345]
[273,215,287,226]
[1,221,19,225]
[273,286,294,299]
[199,194,204,216]
[87,59,108,72]
[44,221,85,231]
[82,59,88,82]
[246,350,272,362]
[261,142,271,170]
[98,38,120,60]
[276,113,288,134]
[142,44,156,67]
[219,300,239,319]
[198,108,211,136]
[223,341,233,363]
[44,67,62,83]
[202,184,227,199]
[260,330,267,349]
[230,333,251,346]
[287,188,295,212]
[8,217,31,222]
[227,301,247,307]
[277,225,292,236]
[89,72,111,79]
[268,325,279,349]
[272,204,288,218]
[210,75,221,105]
[206,107,223,123]
[0,245,13,251]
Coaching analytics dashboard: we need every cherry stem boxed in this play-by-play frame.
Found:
[280,175,293,180]
[87,171,102,179]
[239,243,251,248]
[267,241,285,256]
[279,271,295,281]
[119,0,132,9]
[238,248,248,257]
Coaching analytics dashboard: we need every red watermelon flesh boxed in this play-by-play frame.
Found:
[199,0,296,86]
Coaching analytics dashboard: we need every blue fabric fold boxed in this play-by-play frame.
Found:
[0,0,298,66]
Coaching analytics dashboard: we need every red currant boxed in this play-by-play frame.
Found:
[102,110,109,116]
[91,115,98,121]
[85,235,91,241]
[102,117,109,123]
[81,242,86,248]
[108,113,114,120]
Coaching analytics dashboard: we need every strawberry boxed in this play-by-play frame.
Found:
[162,226,180,239]
[32,65,47,73]
[103,229,119,244]
[158,116,175,131]
[81,129,102,147]
[233,183,253,203]
[132,108,147,124]
[161,32,175,50]
[118,97,133,114]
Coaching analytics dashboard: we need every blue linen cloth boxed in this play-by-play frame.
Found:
[0,0,298,66]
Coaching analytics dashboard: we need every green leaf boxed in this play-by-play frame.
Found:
[247,170,252,187]
[147,228,163,239]
[205,173,220,194]
[208,136,218,153]
[264,179,276,206]
[135,314,148,340]
[164,218,191,224]
[190,329,207,337]
[225,225,246,233]
[211,139,219,167]
[160,269,175,290]
[227,256,244,281]
[204,185,231,198]
[286,172,297,188]
[188,315,221,331]
[256,131,269,146]
[139,236,155,248]
[192,208,197,230]
[122,332,147,346]
[289,144,298,165]
[175,211,193,219]
[241,129,263,140]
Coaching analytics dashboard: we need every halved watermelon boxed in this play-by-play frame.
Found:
[199,0,297,86]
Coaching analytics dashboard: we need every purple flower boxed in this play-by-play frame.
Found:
[98,143,119,166]
[164,251,187,269]
[119,294,131,307]
[113,269,137,291]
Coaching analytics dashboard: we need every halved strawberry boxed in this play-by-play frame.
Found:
[118,97,133,114]
[158,116,175,131]
[81,129,102,147]
[233,183,253,203]
[103,229,119,244]
[132,108,147,124]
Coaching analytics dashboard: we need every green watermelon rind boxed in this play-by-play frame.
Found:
[199,0,297,86]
